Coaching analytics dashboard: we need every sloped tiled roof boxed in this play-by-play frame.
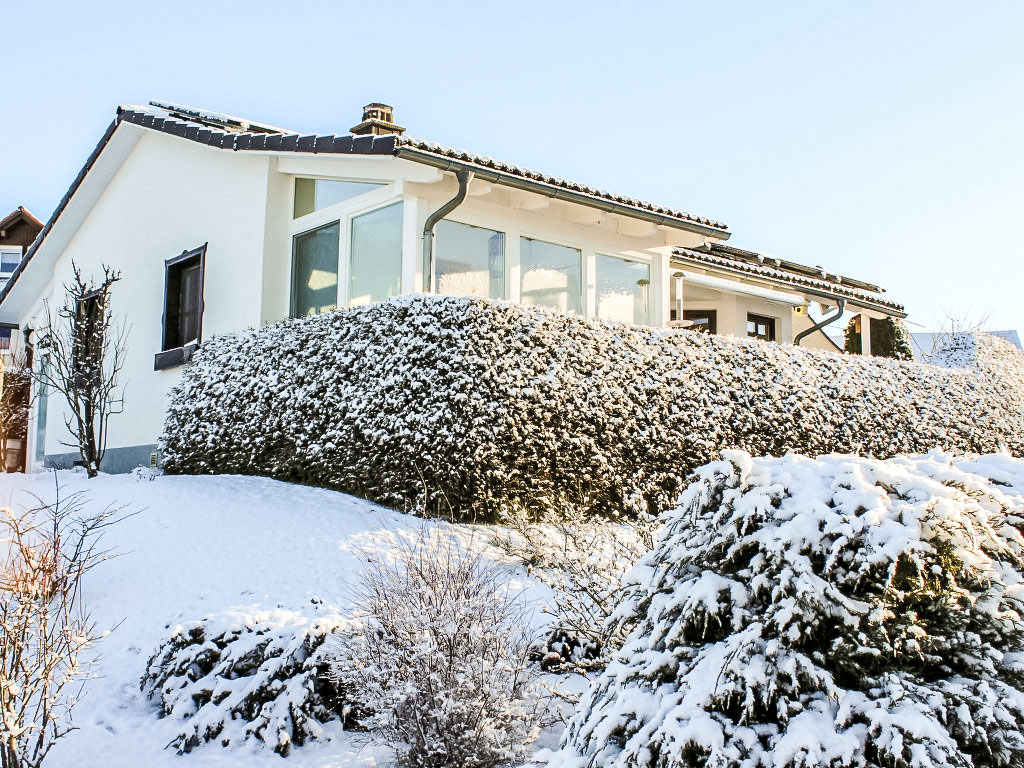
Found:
[672,243,905,317]
[0,206,43,232]
[116,102,730,234]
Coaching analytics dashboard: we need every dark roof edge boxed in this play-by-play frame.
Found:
[0,117,122,309]
[672,247,906,318]
[117,104,730,235]
[393,146,731,240]
[0,206,44,231]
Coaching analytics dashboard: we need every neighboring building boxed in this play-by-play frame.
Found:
[0,101,906,472]
[0,207,42,472]
[912,330,1023,361]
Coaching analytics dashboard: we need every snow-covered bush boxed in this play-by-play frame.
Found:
[493,508,659,671]
[330,528,546,768]
[161,295,1024,521]
[551,450,1024,768]
[140,608,356,755]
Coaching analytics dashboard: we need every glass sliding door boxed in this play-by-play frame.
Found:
[519,237,581,313]
[292,221,340,317]
[435,220,505,299]
[595,254,651,325]
[349,203,404,306]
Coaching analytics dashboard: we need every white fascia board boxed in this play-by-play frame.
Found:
[275,155,442,184]
[0,123,144,323]
[680,270,806,306]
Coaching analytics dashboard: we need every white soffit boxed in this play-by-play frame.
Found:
[680,270,805,306]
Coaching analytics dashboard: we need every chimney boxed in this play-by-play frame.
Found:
[349,103,405,136]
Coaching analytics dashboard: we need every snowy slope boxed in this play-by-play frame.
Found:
[0,470,552,768]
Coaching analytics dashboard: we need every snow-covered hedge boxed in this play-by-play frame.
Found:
[140,609,357,755]
[161,296,1024,521]
[550,450,1024,768]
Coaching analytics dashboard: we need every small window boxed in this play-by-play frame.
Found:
[746,313,776,342]
[35,354,49,464]
[72,290,104,388]
[520,237,582,314]
[0,327,12,350]
[0,248,21,275]
[293,178,384,218]
[162,245,206,351]
[683,309,717,334]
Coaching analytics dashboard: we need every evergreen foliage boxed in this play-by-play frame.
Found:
[554,450,1024,768]
[161,296,1024,522]
[140,610,354,755]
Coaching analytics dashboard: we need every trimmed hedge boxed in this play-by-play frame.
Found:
[160,296,1024,521]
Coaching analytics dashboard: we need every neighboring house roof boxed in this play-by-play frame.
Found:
[912,330,1023,361]
[671,242,906,317]
[0,206,44,232]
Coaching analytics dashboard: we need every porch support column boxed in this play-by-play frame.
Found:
[860,315,872,356]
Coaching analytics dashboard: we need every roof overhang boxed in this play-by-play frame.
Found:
[676,269,806,306]
[671,251,907,319]
[0,121,144,322]
[394,146,731,241]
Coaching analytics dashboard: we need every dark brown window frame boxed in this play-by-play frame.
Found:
[155,243,207,371]
[682,309,717,334]
[746,312,777,342]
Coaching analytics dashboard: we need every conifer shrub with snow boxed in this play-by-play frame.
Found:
[161,295,1024,522]
[140,608,357,755]
[330,529,546,768]
[552,450,1024,768]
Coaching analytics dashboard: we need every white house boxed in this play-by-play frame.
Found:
[0,101,906,472]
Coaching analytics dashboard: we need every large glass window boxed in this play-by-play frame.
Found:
[595,254,651,325]
[520,237,581,313]
[350,203,403,307]
[435,221,505,299]
[292,222,340,317]
[293,178,383,218]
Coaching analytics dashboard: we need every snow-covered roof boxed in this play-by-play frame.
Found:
[672,243,906,317]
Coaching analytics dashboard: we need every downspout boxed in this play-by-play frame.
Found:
[794,298,846,346]
[422,168,473,293]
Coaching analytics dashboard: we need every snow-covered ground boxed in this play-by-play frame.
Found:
[0,469,558,768]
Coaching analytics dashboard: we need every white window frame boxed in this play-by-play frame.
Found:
[0,245,22,277]
[288,178,402,311]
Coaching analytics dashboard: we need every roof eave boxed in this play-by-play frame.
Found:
[394,146,732,241]
[671,255,906,319]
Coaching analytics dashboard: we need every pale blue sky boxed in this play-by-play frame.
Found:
[2,0,1021,333]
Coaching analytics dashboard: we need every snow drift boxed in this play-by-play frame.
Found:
[160,296,1024,520]
[551,450,1024,768]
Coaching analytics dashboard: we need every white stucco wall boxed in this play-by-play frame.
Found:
[25,127,274,463]
[9,122,826,470]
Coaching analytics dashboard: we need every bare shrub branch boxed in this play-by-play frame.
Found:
[331,528,547,768]
[0,479,124,767]
[33,264,128,477]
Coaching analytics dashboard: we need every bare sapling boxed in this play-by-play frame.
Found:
[34,265,127,477]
